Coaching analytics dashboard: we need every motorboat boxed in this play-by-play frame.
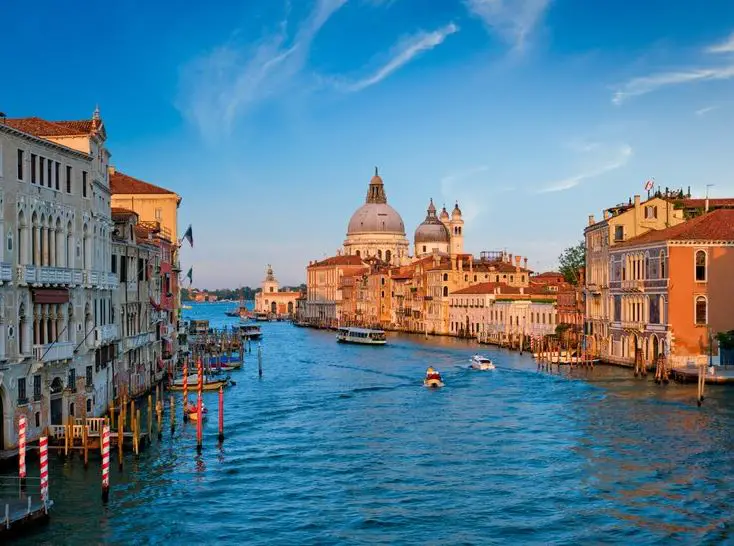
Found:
[336,327,387,345]
[423,368,444,388]
[470,354,495,370]
[239,323,262,340]
[169,374,229,391]
[185,400,208,421]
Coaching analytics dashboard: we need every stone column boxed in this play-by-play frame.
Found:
[40,305,48,346]
[34,305,41,346]
[50,306,57,343]
[41,226,49,266]
[34,225,41,266]
[57,305,65,343]
[49,228,56,267]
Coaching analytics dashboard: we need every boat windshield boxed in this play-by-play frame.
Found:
[369,332,386,341]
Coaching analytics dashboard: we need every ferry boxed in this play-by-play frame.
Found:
[470,354,496,370]
[336,327,387,345]
[239,323,262,340]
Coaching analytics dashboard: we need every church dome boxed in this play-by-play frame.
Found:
[439,205,450,222]
[346,168,406,235]
[415,198,450,244]
[452,201,462,218]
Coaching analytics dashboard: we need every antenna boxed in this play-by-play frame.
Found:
[705,184,714,199]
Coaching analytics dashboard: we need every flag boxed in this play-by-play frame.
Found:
[185,267,193,284]
[644,179,654,191]
[183,225,193,247]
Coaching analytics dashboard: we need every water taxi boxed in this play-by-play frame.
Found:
[423,367,444,388]
[336,327,387,345]
[254,312,269,321]
[239,324,262,340]
[470,354,495,370]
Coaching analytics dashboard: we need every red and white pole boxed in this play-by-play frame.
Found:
[18,415,26,481]
[102,424,110,502]
[40,436,49,507]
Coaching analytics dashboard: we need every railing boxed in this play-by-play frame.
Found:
[32,341,74,362]
[620,320,645,330]
[621,279,645,291]
[0,262,12,282]
[123,332,151,352]
[94,323,119,346]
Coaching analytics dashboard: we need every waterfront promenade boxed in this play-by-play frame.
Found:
[6,303,733,544]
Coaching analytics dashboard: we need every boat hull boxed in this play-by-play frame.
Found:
[470,363,495,370]
[423,379,444,388]
[336,338,386,345]
[169,380,228,392]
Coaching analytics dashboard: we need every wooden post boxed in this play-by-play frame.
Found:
[156,399,163,439]
[39,436,48,508]
[18,416,26,482]
[130,399,136,432]
[183,361,189,419]
[697,361,706,406]
[101,425,110,502]
[83,424,89,468]
[170,395,175,432]
[135,409,141,455]
[110,402,115,430]
[117,412,124,470]
[258,344,263,378]
[218,386,224,443]
[147,394,153,439]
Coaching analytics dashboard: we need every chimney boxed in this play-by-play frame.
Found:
[603,210,611,220]
[634,195,640,207]
[509,253,513,264]
[705,197,710,213]
[469,255,473,272]
[108,165,116,175]
[524,257,528,270]
[588,214,595,225]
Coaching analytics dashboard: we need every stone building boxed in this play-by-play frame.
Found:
[254,265,301,317]
[0,111,117,449]
[607,209,734,368]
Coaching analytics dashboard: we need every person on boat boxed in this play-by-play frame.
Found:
[425,366,442,381]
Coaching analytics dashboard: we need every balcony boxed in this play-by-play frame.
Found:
[123,332,152,352]
[0,262,11,283]
[33,341,74,362]
[94,324,119,347]
[84,270,119,290]
[18,264,77,286]
[620,279,645,292]
[619,320,646,331]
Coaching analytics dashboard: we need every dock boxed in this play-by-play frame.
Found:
[671,364,734,384]
[0,477,52,537]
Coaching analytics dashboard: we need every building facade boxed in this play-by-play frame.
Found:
[0,112,117,449]
[254,265,301,317]
[608,209,734,368]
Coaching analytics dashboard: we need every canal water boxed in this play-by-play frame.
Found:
[9,302,734,544]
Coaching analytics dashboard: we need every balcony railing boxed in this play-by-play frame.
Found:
[17,265,117,289]
[33,341,74,362]
[0,262,11,282]
[123,332,152,352]
[94,323,119,347]
[621,279,645,291]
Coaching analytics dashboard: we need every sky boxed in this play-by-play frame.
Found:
[4,0,734,287]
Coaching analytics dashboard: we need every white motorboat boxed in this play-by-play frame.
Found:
[336,327,387,345]
[470,354,495,370]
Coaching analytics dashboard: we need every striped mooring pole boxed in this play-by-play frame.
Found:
[102,424,110,502]
[18,415,26,482]
[40,436,49,510]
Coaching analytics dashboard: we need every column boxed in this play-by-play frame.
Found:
[34,226,41,266]
[56,305,64,343]
[40,305,48,346]
[57,229,65,268]
[50,306,57,343]
[34,305,40,345]
[49,228,56,267]
[23,315,32,355]
[41,226,48,266]
[0,322,5,360]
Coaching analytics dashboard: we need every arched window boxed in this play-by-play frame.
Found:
[695,296,707,325]
[443,273,448,281]
[464,274,468,282]
[443,286,448,297]
[695,250,707,282]
[495,275,499,282]
[385,250,391,263]
[355,250,360,257]
[377,249,382,260]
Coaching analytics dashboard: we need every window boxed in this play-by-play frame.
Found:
[86,365,93,387]
[55,161,60,190]
[66,165,72,193]
[138,258,144,281]
[111,255,117,273]
[39,157,45,185]
[31,154,37,183]
[443,273,448,281]
[82,171,88,197]
[17,149,24,180]
[422,245,426,253]
[47,159,52,187]
[649,296,660,324]
[660,252,666,279]
[18,378,27,404]
[695,296,707,325]
[155,208,163,221]
[120,257,127,282]
[614,225,624,241]
[645,205,658,219]
[443,286,448,297]
[695,250,707,282]
[33,374,42,401]
[68,368,76,392]
[613,296,622,322]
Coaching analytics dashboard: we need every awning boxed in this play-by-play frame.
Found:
[32,288,70,304]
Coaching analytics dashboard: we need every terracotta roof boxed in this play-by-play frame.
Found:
[111,207,137,218]
[534,271,563,278]
[110,170,176,195]
[310,255,365,267]
[453,282,522,295]
[676,198,734,209]
[614,209,734,248]
[4,117,96,137]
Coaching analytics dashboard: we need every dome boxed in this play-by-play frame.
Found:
[415,198,450,244]
[452,201,462,218]
[348,203,405,235]
[439,205,450,221]
[346,167,406,235]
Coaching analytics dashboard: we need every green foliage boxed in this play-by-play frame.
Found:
[715,330,734,350]
[558,241,586,285]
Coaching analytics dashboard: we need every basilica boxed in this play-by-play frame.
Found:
[343,168,465,264]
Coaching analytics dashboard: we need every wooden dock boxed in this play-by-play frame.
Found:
[0,497,52,537]
[671,364,734,384]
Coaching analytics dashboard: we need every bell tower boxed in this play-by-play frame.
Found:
[262,264,280,294]
[449,202,464,257]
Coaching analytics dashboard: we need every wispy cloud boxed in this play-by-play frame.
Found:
[695,105,719,116]
[707,32,734,54]
[465,0,551,51]
[176,0,346,141]
[612,30,734,105]
[538,144,632,193]
[338,23,459,92]
[439,165,514,224]
[612,66,734,105]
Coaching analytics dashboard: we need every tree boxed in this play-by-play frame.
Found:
[558,241,586,285]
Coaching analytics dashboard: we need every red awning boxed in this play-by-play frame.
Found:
[32,289,70,304]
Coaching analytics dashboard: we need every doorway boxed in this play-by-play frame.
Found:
[50,377,63,425]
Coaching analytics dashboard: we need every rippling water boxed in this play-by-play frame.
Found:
[11,302,734,544]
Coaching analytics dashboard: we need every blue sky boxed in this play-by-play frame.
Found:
[4,0,734,287]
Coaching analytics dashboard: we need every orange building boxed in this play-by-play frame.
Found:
[608,209,734,368]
